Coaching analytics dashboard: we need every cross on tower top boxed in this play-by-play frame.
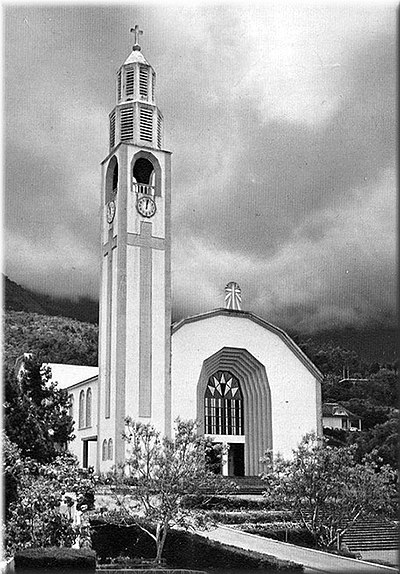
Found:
[130,25,143,51]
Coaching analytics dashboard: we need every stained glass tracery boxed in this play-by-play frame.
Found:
[205,371,243,435]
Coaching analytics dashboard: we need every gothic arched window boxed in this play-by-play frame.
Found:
[86,388,92,428]
[79,390,85,429]
[108,438,113,461]
[69,394,74,419]
[204,371,244,435]
[102,439,108,461]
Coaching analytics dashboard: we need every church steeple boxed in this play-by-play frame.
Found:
[98,29,172,473]
[109,27,163,151]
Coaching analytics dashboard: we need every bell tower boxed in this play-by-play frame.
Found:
[97,27,172,472]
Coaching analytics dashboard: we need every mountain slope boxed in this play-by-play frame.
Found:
[4,275,99,324]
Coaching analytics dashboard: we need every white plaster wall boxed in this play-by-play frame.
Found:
[125,245,141,421]
[171,314,321,460]
[150,249,166,430]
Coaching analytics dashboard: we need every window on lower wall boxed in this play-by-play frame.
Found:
[102,439,108,461]
[86,388,92,428]
[204,370,244,435]
[79,390,85,429]
[108,438,113,460]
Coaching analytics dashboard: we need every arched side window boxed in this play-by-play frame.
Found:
[102,439,108,461]
[105,156,118,203]
[69,394,74,419]
[204,371,244,436]
[79,390,85,429]
[108,439,113,461]
[86,388,92,428]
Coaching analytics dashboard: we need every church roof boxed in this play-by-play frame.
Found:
[48,363,98,389]
[171,308,323,382]
[123,49,152,67]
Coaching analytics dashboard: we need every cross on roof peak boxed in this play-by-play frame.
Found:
[130,25,143,50]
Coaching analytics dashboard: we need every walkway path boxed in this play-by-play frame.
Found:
[196,525,398,573]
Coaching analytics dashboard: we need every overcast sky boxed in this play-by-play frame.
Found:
[4,3,397,333]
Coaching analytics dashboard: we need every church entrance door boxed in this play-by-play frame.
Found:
[228,443,245,476]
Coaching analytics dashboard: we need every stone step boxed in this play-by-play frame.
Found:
[343,521,399,552]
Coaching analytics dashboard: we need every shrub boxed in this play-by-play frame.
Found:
[14,547,96,571]
[5,452,95,555]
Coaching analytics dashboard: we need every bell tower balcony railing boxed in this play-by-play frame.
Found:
[132,182,155,196]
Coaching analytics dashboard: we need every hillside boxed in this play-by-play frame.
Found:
[4,275,99,324]
[4,310,98,367]
[4,276,397,365]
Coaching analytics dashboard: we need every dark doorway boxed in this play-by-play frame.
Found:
[82,437,97,469]
[228,443,245,476]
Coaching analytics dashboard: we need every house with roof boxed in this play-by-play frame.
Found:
[322,402,362,431]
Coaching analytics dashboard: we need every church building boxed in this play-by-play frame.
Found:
[53,29,323,477]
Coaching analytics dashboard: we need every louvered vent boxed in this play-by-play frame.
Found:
[152,72,156,101]
[109,111,116,149]
[157,112,163,148]
[120,107,134,141]
[140,107,153,142]
[117,71,122,102]
[125,68,134,98]
[139,66,148,98]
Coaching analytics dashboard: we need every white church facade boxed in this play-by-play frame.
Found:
[52,30,323,476]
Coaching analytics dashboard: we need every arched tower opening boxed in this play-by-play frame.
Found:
[105,156,118,203]
[131,151,161,196]
[133,157,154,186]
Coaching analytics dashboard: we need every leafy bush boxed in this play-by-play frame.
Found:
[5,452,95,556]
[14,547,96,571]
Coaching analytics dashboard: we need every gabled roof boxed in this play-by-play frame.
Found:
[171,308,323,382]
[322,402,360,419]
[48,364,99,390]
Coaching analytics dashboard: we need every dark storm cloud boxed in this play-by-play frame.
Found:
[4,5,397,332]
[174,29,395,258]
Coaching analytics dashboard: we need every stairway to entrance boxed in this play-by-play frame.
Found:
[222,475,265,494]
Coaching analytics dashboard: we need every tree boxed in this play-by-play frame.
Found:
[109,419,228,563]
[4,356,74,463]
[262,434,397,550]
[4,448,95,556]
[348,410,399,469]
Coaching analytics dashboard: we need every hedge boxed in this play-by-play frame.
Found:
[239,525,317,548]
[182,494,267,510]
[90,518,303,571]
[14,547,96,571]
[206,510,293,524]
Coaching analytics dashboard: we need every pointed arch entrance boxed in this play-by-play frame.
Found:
[197,347,272,476]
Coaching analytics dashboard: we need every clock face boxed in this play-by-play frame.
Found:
[106,200,116,223]
[137,196,156,218]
